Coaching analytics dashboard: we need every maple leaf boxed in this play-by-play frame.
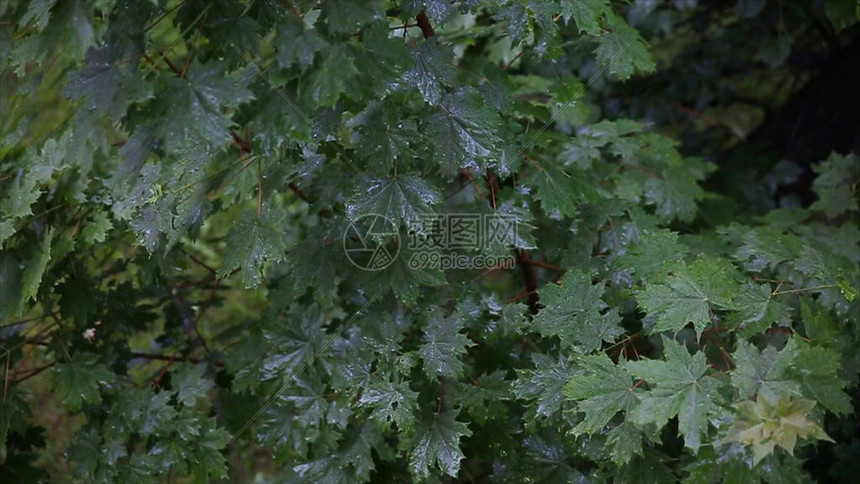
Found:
[275,17,326,70]
[50,353,116,410]
[626,337,723,453]
[427,87,503,174]
[564,353,640,435]
[405,39,455,106]
[533,270,622,352]
[418,309,475,378]
[560,0,611,35]
[218,212,287,288]
[529,161,599,218]
[726,282,790,335]
[157,60,253,161]
[612,228,686,281]
[347,175,441,236]
[637,256,742,336]
[513,355,572,421]
[172,365,214,407]
[594,15,656,80]
[810,152,859,218]
[731,339,801,402]
[407,410,472,480]
[304,44,358,106]
[726,394,832,465]
[358,380,419,431]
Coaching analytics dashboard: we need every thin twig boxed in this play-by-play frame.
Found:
[504,50,525,71]
[256,159,263,217]
[143,0,188,33]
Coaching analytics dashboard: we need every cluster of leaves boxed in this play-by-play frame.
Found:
[1,0,858,482]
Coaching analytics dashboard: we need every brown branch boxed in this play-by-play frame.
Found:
[288,182,312,203]
[162,56,182,76]
[143,0,188,33]
[416,11,435,39]
[520,259,565,272]
[624,164,660,179]
[1,311,59,329]
[13,362,56,384]
[481,170,540,313]
[486,171,499,211]
[515,250,540,314]
[130,352,224,367]
[256,159,263,217]
[230,130,252,154]
[169,286,209,354]
[507,288,537,304]
[504,50,524,71]
[182,250,217,274]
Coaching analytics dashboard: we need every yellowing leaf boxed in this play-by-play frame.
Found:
[726,394,832,465]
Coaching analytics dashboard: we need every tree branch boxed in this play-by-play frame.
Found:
[417,11,435,39]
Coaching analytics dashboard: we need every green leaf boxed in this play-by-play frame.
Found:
[759,36,792,67]
[799,297,840,347]
[358,380,419,431]
[563,353,639,436]
[560,0,611,35]
[594,15,655,80]
[726,225,805,272]
[172,364,214,407]
[520,434,581,481]
[64,46,151,120]
[637,256,741,336]
[0,173,41,241]
[418,309,474,377]
[790,344,852,415]
[513,356,572,420]
[613,228,686,281]
[80,210,113,246]
[18,0,57,32]
[346,101,417,175]
[321,0,382,33]
[529,161,598,218]
[826,0,860,32]
[21,229,52,303]
[810,152,859,218]
[304,44,357,106]
[731,339,800,402]
[190,420,230,479]
[458,371,510,424]
[727,282,790,335]
[158,60,254,156]
[218,212,287,288]
[276,17,326,70]
[626,337,723,453]
[427,87,503,174]
[407,410,472,480]
[533,271,622,352]
[51,353,116,410]
[347,175,441,235]
[643,162,710,222]
[405,39,455,106]
[262,313,322,382]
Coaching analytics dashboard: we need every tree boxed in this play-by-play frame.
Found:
[1,0,858,482]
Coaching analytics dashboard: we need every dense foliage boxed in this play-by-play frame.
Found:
[1,0,859,482]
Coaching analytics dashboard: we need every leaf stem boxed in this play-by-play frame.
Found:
[772,284,838,296]
[256,158,263,217]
